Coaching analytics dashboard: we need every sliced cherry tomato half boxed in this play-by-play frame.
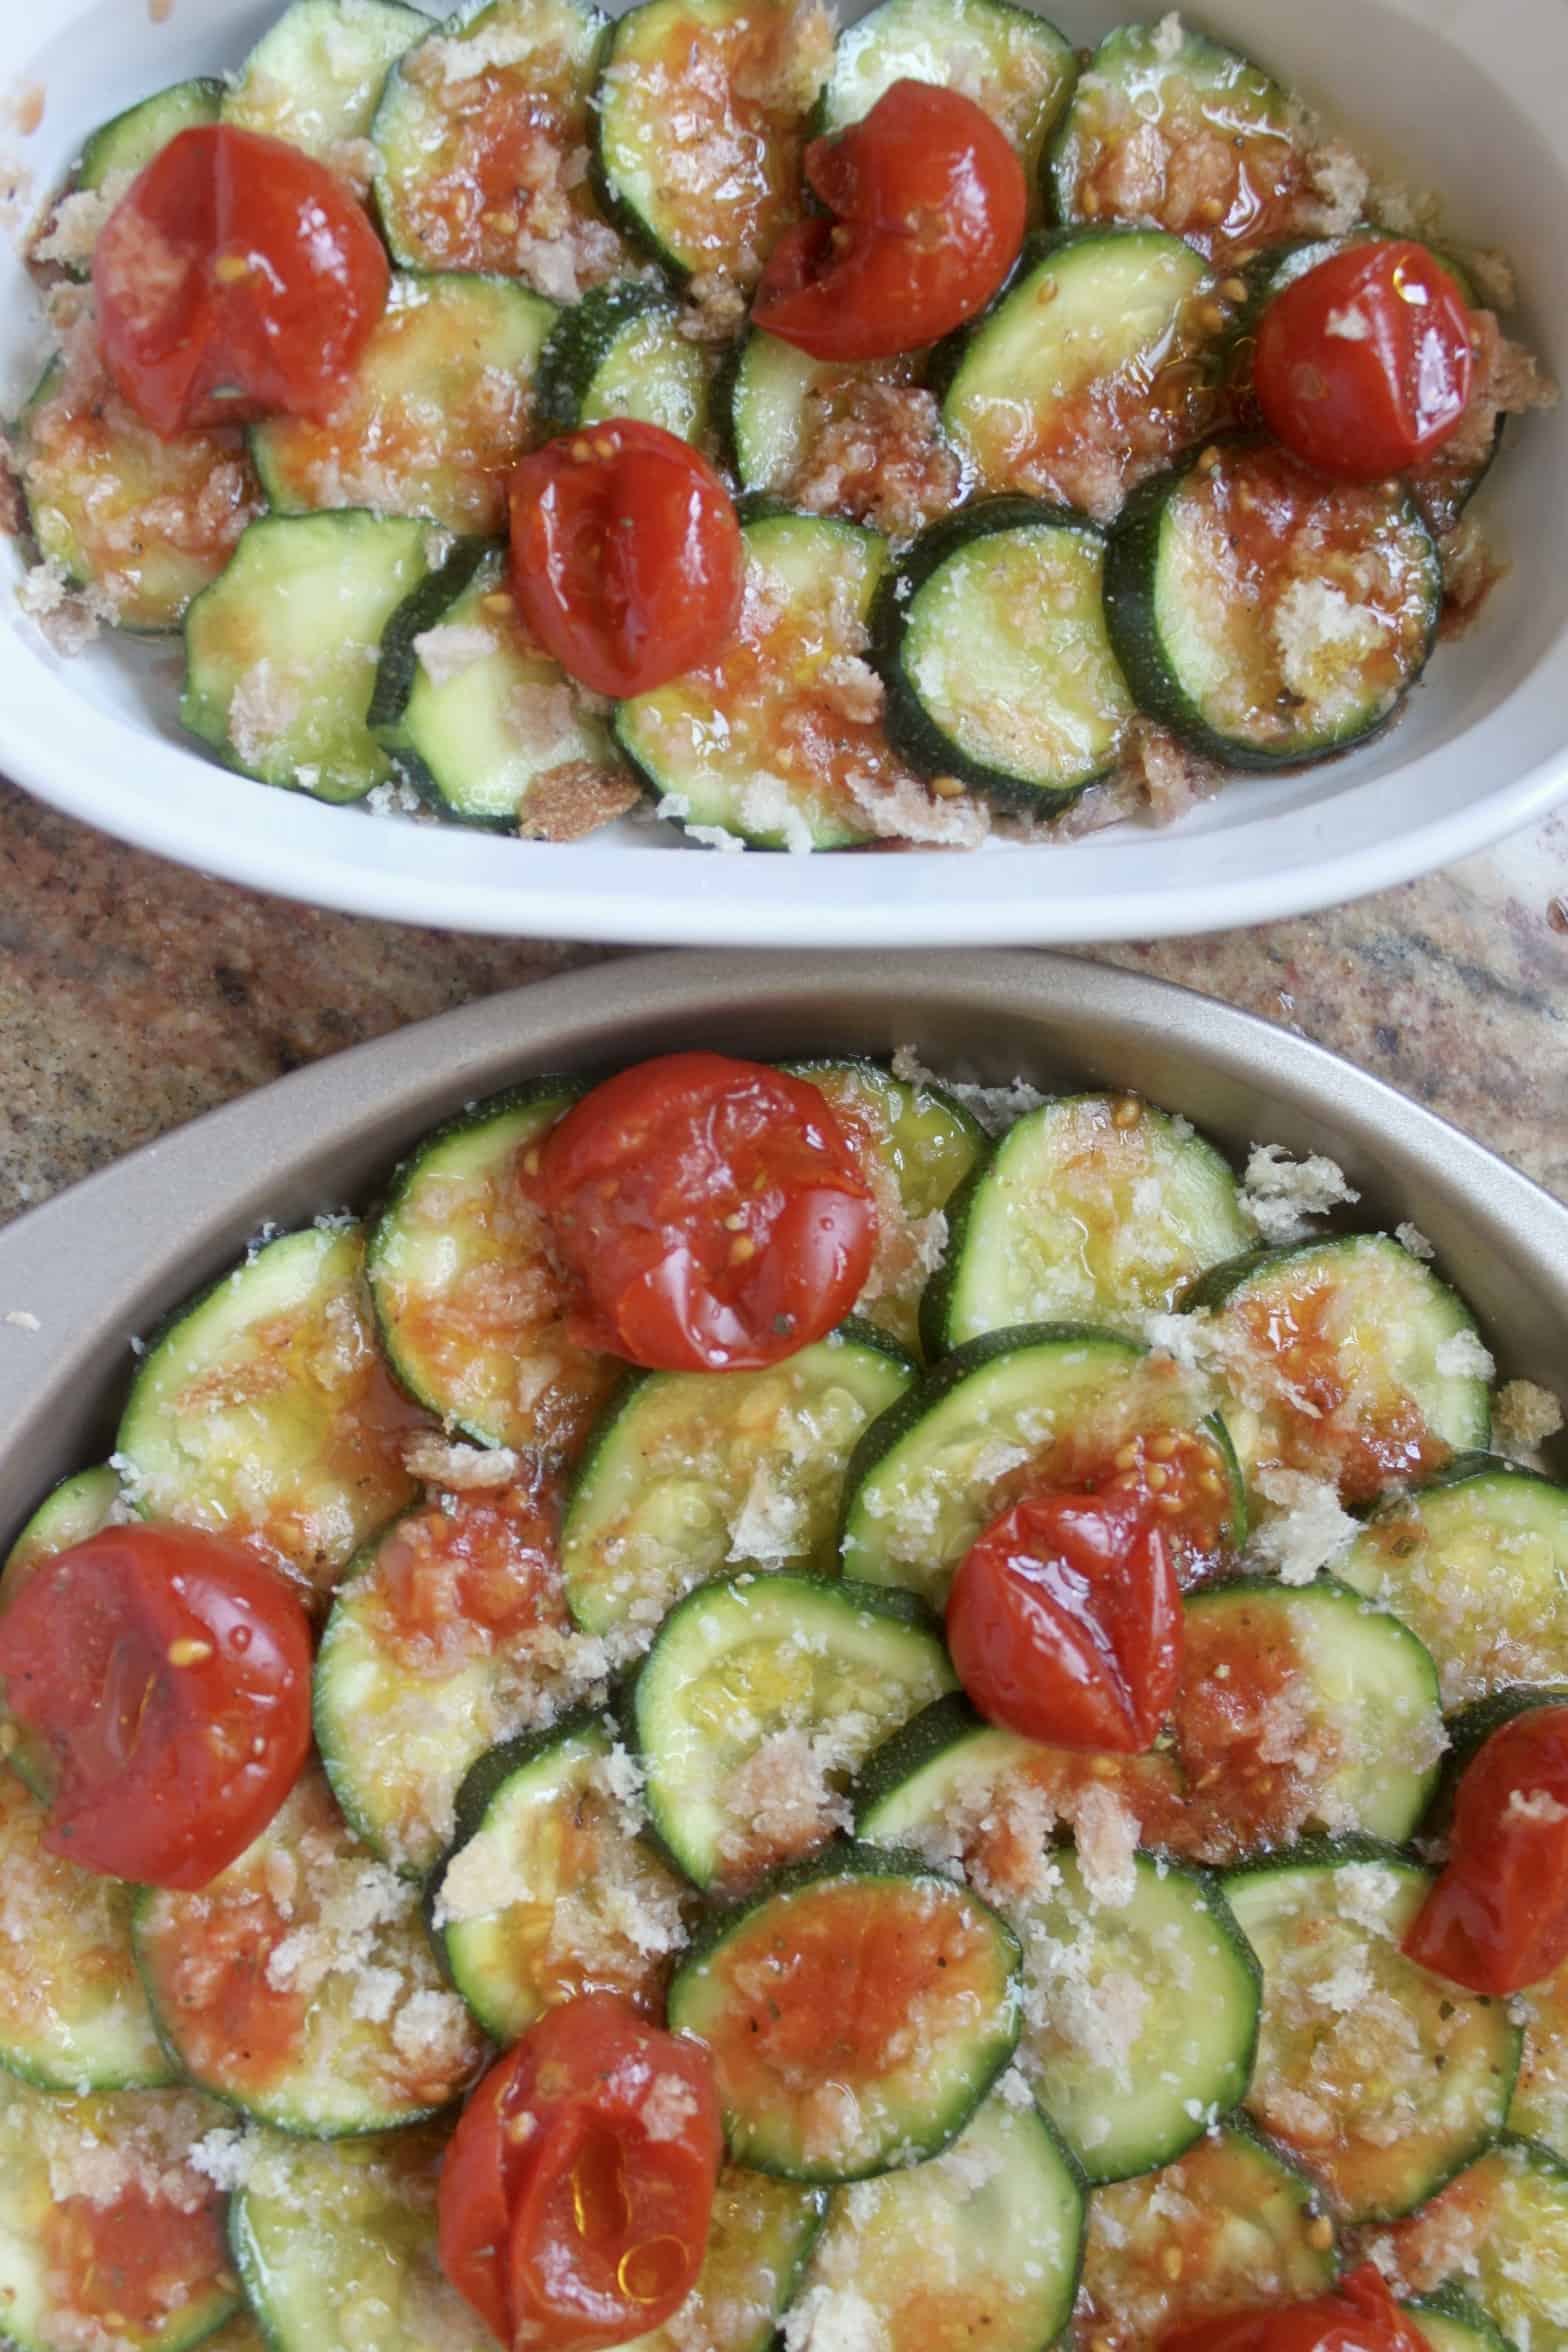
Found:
[0,1522,313,1888]
[1403,1703,1568,1995]
[1252,238,1474,483]
[507,421,743,698]
[946,1485,1181,1751]
[438,1993,722,2352]
[93,123,390,441]
[531,1051,877,1373]
[752,78,1027,362]
[1161,2261,1432,2352]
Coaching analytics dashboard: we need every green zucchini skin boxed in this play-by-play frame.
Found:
[369,537,497,737]
[1403,2286,1514,2352]
[533,281,708,441]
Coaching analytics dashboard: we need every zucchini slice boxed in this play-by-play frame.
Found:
[1105,438,1442,768]
[873,499,1136,811]
[1188,1234,1493,1508]
[534,282,709,441]
[135,1768,484,2136]
[631,1572,955,1887]
[223,0,430,159]
[432,1714,690,2041]
[1179,1578,1445,1854]
[1223,1844,1521,2222]
[1336,1460,1568,1707]
[784,2083,1085,2352]
[936,228,1224,521]
[922,1091,1251,1353]
[1,1464,122,1796]
[1512,1960,1568,2163]
[252,275,556,535]
[593,0,824,282]
[1006,1845,1260,2184]
[1392,2139,1568,2352]
[721,333,929,511]
[365,1081,619,1455]
[313,1482,598,1877]
[667,1846,1021,2180]
[561,1323,913,1639]
[1046,21,1310,265]
[372,0,615,283]
[817,0,1076,195]
[616,509,897,852]
[0,1771,173,2094]
[0,2076,241,2352]
[39,79,223,275]
[634,2168,827,2352]
[16,362,262,635]
[182,511,446,802]
[781,1057,986,1354]
[230,2124,494,2352]
[116,1224,420,1596]
[1078,2123,1336,2348]
[1402,2291,1512,2352]
[838,1323,1229,1606]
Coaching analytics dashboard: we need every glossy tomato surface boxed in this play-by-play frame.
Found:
[0,1522,312,1887]
[1253,239,1474,482]
[1403,1704,1568,1994]
[94,124,389,440]
[438,1994,722,2352]
[1161,2262,1432,2351]
[532,1051,877,1372]
[752,79,1027,361]
[508,422,743,698]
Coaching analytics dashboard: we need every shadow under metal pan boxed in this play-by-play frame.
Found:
[0,950,1564,1544]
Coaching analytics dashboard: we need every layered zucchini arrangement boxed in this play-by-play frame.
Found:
[12,0,1549,851]
[2,1047,1565,2351]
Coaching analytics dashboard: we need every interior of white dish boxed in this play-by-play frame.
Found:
[0,0,1565,941]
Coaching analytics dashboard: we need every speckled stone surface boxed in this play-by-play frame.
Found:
[2,778,1566,1222]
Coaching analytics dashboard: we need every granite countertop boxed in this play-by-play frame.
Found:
[2,778,1566,1222]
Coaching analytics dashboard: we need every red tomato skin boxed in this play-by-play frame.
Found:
[945,1490,1181,1752]
[1253,239,1474,483]
[752,79,1027,361]
[94,125,389,440]
[1403,1706,1568,1995]
[533,1052,877,1374]
[438,1994,722,2352]
[508,422,743,698]
[1160,2262,1432,2352]
[0,1524,312,1888]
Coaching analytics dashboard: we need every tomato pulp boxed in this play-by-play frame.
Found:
[0,1522,313,1888]
[94,124,390,440]
[752,79,1027,361]
[1253,238,1474,483]
[438,1994,722,2352]
[1161,2261,1433,2352]
[531,1052,877,1373]
[1403,1704,1568,1995]
[508,421,743,698]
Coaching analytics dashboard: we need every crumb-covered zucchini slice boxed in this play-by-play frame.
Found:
[230,2125,494,2352]
[785,2083,1085,2352]
[1336,1460,1568,1706]
[223,0,430,158]
[37,79,223,275]
[922,1091,1251,1352]
[116,1224,420,1595]
[135,1768,484,2136]
[1512,1959,1568,2163]
[873,499,1136,812]
[182,510,446,801]
[1,1465,122,1795]
[1077,2123,1337,2349]
[561,1322,913,1638]
[817,0,1076,195]
[1187,1233,1492,1507]
[1401,2290,1512,2352]
[534,282,709,441]
[1390,2138,1568,2352]
[372,0,613,279]
[667,1845,1021,2180]
[252,275,556,535]
[593,0,824,282]
[0,2075,241,2352]
[631,1572,955,1887]
[365,1080,620,1457]
[781,1056,986,1354]
[431,1714,690,2043]
[633,2168,826,2352]
[16,361,261,635]
[1223,1844,1521,2222]
[1105,438,1441,769]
